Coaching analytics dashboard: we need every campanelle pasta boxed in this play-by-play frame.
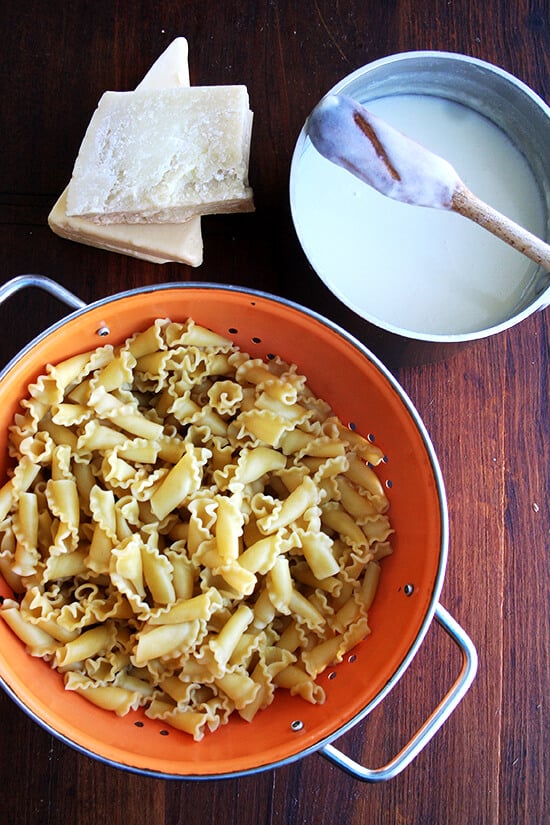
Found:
[0,317,393,740]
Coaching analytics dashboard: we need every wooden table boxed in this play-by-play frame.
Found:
[1,2,548,823]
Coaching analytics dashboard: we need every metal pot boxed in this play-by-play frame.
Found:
[290,51,550,345]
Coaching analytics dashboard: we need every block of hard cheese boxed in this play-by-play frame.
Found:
[48,189,203,264]
[48,37,203,265]
[66,85,254,223]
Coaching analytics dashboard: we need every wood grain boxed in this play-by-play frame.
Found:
[0,2,548,824]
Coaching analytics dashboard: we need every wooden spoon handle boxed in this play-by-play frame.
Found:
[452,185,550,271]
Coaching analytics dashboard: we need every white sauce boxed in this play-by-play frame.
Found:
[291,94,545,337]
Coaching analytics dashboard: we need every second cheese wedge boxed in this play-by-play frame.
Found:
[66,85,254,223]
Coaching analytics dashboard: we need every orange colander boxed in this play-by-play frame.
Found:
[0,276,476,781]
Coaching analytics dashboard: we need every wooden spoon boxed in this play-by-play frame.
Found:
[307,94,550,271]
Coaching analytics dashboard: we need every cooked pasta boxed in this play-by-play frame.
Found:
[0,317,393,740]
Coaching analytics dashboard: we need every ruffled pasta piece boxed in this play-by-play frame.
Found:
[26,354,90,407]
[168,318,233,349]
[255,392,311,427]
[361,513,394,544]
[84,652,127,685]
[0,598,59,656]
[54,621,116,668]
[252,586,277,630]
[11,455,41,495]
[266,556,293,616]
[20,588,75,641]
[214,666,261,711]
[228,445,287,492]
[201,603,254,678]
[150,444,210,521]
[288,588,327,633]
[77,419,129,452]
[239,645,296,722]
[234,358,282,387]
[110,534,147,606]
[132,619,205,667]
[64,670,143,715]
[213,495,243,563]
[335,475,381,520]
[345,453,390,512]
[42,479,80,553]
[238,533,289,576]
[145,697,220,741]
[257,475,319,534]
[125,318,166,359]
[372,540,393,561]
[51,402,91,427]
[233,408,294,449]
[294,527,340,580]
[321,501,371,550]
[17,431,55,465]
[134,350,172,392]
[146,588,224,626]
[11,491,39,577]
[273,664,326,704]
[358,560,382,611]
[0,545,25,593]
[56,585,130,632]
[140,540,176,606]
[290,560,342,597]
[187,496,218,556]
[164,547,196,600]
[207,380,243,415]
[89,486,118,541]
[12,403,48,442]
[302,615,370,679]
[90,349,136,394]
[42,547,89,581]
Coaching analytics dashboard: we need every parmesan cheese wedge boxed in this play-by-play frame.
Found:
[65,85,254,224]
[48,37,203,265]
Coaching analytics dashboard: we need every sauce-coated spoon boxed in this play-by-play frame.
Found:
[307,94,550,271]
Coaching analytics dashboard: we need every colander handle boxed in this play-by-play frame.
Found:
[319,603,478,782]
[0,274,86,311]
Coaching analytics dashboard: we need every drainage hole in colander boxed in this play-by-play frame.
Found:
[348,653,357,663]
[96,325,110,337]
[290,720,304,732]
[328,671,337,681]
[252,336,261,344]
[159,729,170,736]
[228,327,238,334]
[386,479,393,489]
[134,721,144,728]
[403,583,415,596]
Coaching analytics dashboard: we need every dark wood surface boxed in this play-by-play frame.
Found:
[1,2,548,823]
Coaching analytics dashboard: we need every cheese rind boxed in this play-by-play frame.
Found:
[135,36,190,90]
[66,86,254,223]
[48,37,203,265]
[48,190,203,264]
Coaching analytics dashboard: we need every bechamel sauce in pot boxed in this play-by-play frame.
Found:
[291,94,545,337]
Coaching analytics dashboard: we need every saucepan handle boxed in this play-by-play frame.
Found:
[0,274,86,312]
[319,603,478,782]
